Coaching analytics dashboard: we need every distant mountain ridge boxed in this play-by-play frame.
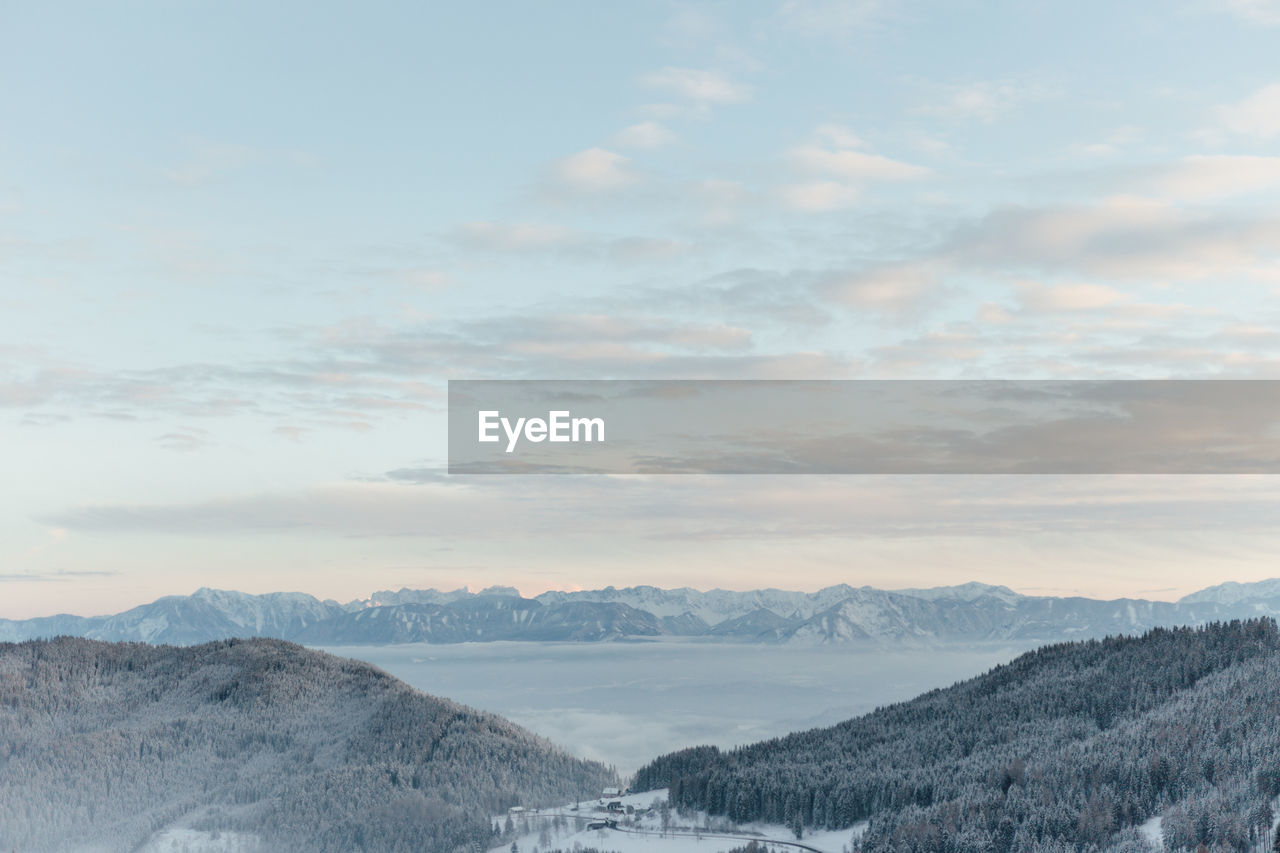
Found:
[5,578,1280,647]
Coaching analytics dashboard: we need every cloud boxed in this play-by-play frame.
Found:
[778,181,860,212]
[455,221,582,251]
[388,268,451,290]
[1222,0,1280,25]
[34,471,1280,604]
[306,309,848,382]
[40,473,1280,546]
[778,127,928,211]
[156,428,212,452]
[612,121,676,149]
[0,351,445,426]
[976,302,1015,325]
[451,221,689,262]
[867,329,986,373]
[342,265,452,292]
[691,179,753,226]
[549,148,638,193]
[1013,281,1124,312]
[0,284,841,433]
[464,313,753,356]
[1152,155,1280,200]
[776,0,886,34]
[818,263,939,312]
[641,67,751,105]
[1003,279,1196,324]
[623,268,832,328]
[0,570,118,583]
[925,80,1047,123]
[605,236,689,262]
[788,144,930,181]
[275,425,307,442]
[11,175,1276,436]
[947,195,1280,282]
[1067,126,1143,160]
[1066,325,1280,375]
[812,123,867,149]
[1212,83,1280,139]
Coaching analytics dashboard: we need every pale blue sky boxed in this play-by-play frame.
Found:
[4,1,1280,617]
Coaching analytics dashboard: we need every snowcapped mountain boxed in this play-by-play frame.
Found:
[6,578,1280,648]
[532,582,907,624]
[345,585,522,611]
[890,580,1023,604]
[1178,577,1280,606]
[294,595,664,644]
[0,587,343,645]
[89,587,345,644]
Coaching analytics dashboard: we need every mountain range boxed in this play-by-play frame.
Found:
[5,578,1280,647]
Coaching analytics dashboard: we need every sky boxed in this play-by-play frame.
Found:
[4,0,1280,618]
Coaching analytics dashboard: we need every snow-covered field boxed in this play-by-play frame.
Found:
[135,828,260,852]
[323,638,1031,773]
[488,789,866,853]
[1138,815,1162,849]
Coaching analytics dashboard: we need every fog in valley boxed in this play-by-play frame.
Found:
[325,639,1033,774]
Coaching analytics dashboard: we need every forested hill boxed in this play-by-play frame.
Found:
[0,638,615,853]
[633,619,1280,853]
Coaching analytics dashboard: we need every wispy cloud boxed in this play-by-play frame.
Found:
[640,67,751,107]
[612,121,676,149]
[776,0,888,34]
[818,262,941,313]
[947,195,1280,283]
[548,148,639,193]
[454,221,582,251]
[156,428,212,452]
[924,79,1050,123]
[452,221,690,262]
[40,475,1280,547]
[1151,155,1280,201]
[1209,82,1280,140]
[1222,0,1280,25]
[777,181,861,212]
[0,570,118,583]
[779,126,929,210]
[788,143,929,182]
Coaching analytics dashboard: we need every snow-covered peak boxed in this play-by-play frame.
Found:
[891,582,1023,605]
[1179,578,1280,605]
[349,587,474,610]
[477,585,522,598]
